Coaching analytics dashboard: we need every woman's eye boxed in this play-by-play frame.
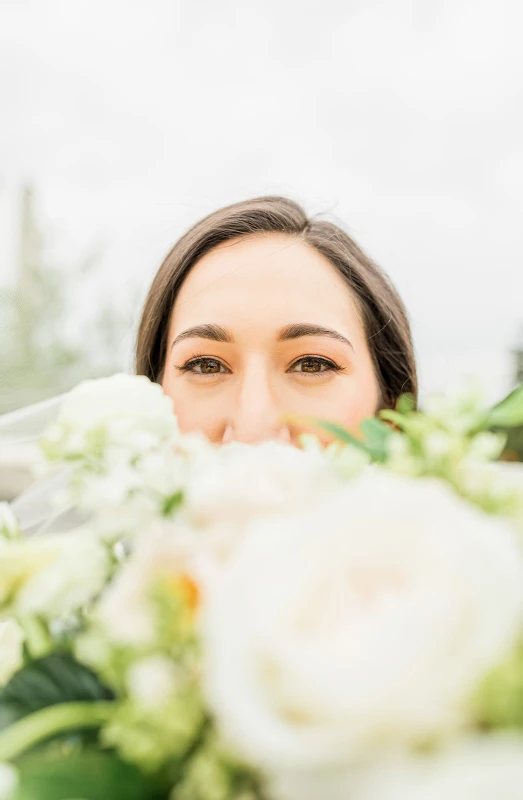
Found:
[289,357,341,375]
[179,357,228,375]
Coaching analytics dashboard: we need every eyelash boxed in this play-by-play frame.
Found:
[175,355,344,377]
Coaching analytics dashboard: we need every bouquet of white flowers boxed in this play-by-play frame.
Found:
[1,374,523,800]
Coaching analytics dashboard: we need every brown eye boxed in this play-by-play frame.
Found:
[178,357,228,375]
[290,357,341,375]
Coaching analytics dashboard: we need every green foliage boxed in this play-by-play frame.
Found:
[0,654,113,732]
[172,732,267,800]
[14,748,161,800]
[358,418,394,462]
[298,387,523,521]
[302,417,393,462]
[396,392,416,414]
[474,638,523,729]
[162,491,185,517]
[0,187,129,414]
[102,689,205,775]
[492,421,523,462]
[485,385,523,429]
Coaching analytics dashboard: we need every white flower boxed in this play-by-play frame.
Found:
[98,521,197,646]
[185,439,337,521]
[41,374,180,472]
[56,373,178,438]
[423,430,455,459]
[468,431,506,461]
[0,531,109,618]
[127,655,179,710]
[271,735,523,800]
[0,619,24,685]
[0,504,19,540]
[423,378,487,435]
[182,439,342,559]
[204,470,523,771]
[352,735,523,800]
[0,764,17,800]
[299,434,370,479]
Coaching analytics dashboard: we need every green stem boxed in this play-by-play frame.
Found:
[18,614,52,660]
[0,701,114,761]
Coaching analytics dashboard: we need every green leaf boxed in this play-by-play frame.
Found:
[306,420,370,453]
[396,393,416,415]
[15,748,161,800]
[379,409,409,429]
[162,491,184,516]
[0,654,113,732]
[307,417,393,463]
[485,385,523,429]
[358,418,394,462]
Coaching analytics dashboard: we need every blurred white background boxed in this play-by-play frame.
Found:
[1,0,523,410]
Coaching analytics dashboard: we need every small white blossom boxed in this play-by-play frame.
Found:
[182,439,343,561]
[127,656,179,710]
[468,431,507,462]
[423,430,455,460]
[55,373,178,440]
[423,379,487,435]
[98,522,197,646]
[0,531,109,619]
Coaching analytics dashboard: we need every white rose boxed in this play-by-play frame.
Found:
[0,619,24,685]
[0,531,109,618]
[353,735,523,800]
[204,471,523,771]
[271,735,523,800]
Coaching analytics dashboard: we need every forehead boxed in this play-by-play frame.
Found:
[170,233,362,333]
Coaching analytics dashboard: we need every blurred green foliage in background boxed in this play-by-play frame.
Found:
[0,186,131,414]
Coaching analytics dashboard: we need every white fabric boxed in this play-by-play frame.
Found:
[0,391,88,536]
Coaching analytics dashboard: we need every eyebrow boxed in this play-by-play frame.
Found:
[171,322,353,350]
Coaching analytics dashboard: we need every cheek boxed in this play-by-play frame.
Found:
[319,369,380,435]
[161,372,176,410]
[161,374,225,442]
[286,372,380,447]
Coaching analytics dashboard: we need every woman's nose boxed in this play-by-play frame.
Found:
[221,366,291,445]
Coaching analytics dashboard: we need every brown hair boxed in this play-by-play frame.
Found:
[136,195,417,410]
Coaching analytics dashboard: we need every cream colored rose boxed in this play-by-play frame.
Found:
[204,471,523,771]
[271,736,523,800]
[353,735,523,800]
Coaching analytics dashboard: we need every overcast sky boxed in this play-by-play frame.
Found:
[1,0,522,403]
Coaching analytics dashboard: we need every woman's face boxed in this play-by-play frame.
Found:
[162,232,380,447]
